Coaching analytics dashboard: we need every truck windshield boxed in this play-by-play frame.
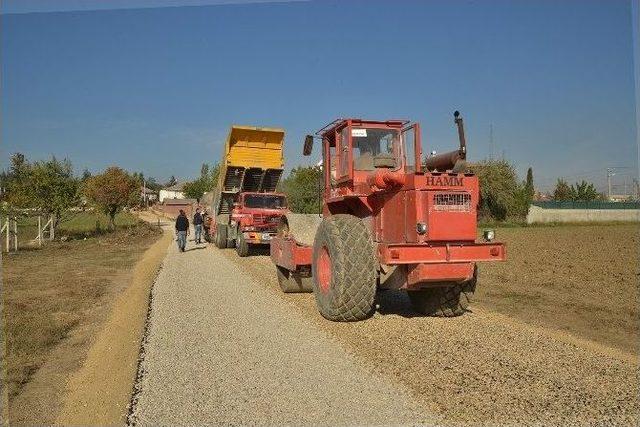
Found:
[352,128,400,171]
[243,195,286,209]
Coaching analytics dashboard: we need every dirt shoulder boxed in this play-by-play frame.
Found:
[3,218,165,425]
[55,217,171,425]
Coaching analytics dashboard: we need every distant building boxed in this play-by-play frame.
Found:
[159,183,185,203]
[608,194,634,202]
[533,191,552,201]
[141,187,158,205]
[161,198,197,218]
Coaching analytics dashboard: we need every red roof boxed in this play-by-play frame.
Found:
[163,199,196,205]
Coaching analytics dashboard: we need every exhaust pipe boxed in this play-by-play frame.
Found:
[425,111,467,172]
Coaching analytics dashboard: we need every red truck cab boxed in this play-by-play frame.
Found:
[225,192,288,256]
[232,192,288,240]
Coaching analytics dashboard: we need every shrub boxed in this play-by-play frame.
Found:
[468,160,528,221]
[280,166,323,213]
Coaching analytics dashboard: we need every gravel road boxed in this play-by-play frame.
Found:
[129,237,432,426]
[221,249,640,426]
[130,229,639,426]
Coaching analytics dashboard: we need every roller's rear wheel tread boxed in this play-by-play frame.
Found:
[312,214,377,322]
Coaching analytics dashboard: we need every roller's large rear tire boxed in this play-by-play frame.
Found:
[214,225,227,249]
[311,214,377,322]
[408,267,477,317]
[236,231,250,257]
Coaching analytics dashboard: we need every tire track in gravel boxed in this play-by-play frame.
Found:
[221,249,639,426]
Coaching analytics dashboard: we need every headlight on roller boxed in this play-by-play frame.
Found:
[483,229,495,242]
[416,222,427,235]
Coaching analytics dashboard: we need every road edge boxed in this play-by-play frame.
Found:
[54,224,171,426]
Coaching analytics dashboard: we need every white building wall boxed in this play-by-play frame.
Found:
[159,189,185,203]
[526,205,640,224]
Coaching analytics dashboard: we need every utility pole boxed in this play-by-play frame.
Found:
[606,168,615,200]
[489,124,494,160]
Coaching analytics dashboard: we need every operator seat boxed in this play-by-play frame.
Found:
[354,152,374,171]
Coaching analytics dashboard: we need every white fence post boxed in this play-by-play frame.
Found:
[37,216,42,247]
[5,218,8,253]
[13,218,17,252]
[50,215,54,241]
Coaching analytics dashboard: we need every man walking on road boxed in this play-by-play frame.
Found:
[193,207,204,244]
[175,209,189,252]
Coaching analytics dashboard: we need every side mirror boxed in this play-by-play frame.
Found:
[303,135,314,156]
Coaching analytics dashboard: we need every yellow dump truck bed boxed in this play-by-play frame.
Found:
[224,125,285,170]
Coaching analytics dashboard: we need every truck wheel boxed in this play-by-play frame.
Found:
[214,225,227,249]
[276,266,313,293]
[311,214,377,322]
[408,267,477,317]
[236,231,250,257]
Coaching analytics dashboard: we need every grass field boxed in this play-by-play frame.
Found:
[2,211,161,423]
[4,211,140,249]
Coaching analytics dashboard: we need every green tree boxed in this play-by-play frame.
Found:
[183,179,209,202]
[183,163,220,202]
[468,160,526,220]
[2,154,80,228]
[553,178,572,201]
[165,175,177,187]
[4,153,32,208]
[570,180,600,202]
[27,157,80,229]
[206,163,220,188]
[84,167,138,229]
[280,166,323,213]
[81,168,92,182]
[524,167,534,200]
[145,177,162,192]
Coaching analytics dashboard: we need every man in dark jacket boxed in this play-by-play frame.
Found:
[175,210,189,252]
[193,207,204,244]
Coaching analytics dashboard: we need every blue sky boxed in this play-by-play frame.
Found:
[2,0,638,192]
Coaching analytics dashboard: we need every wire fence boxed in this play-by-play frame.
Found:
[0,215,53,252]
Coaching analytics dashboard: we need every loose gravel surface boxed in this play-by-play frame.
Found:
[131,228,639,426]
[222,248,639,426]
[129,239,432,426]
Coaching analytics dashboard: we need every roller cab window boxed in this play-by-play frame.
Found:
[352,128,401,171]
